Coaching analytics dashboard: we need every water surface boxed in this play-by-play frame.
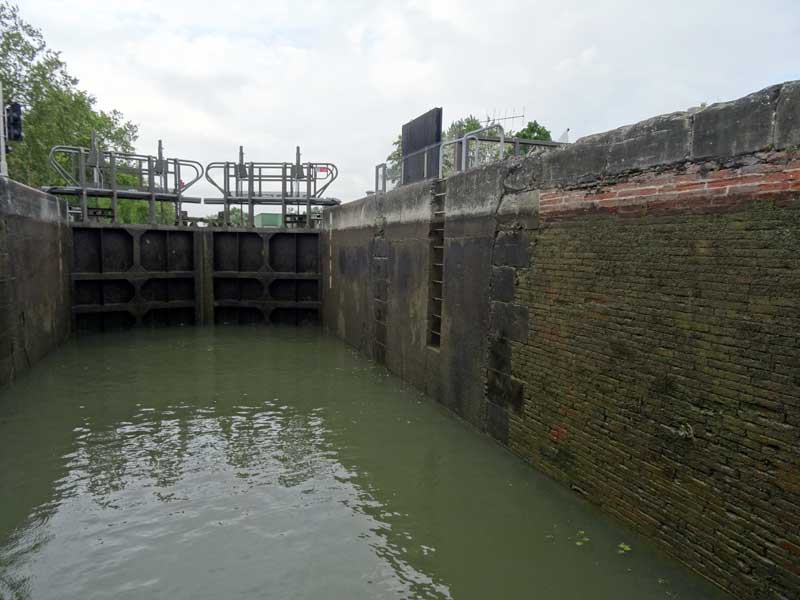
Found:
[0,327,727,599]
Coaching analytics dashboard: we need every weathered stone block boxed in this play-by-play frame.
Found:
[606,112,692,173]
[497,190,539,229]
[370,257,387,279]
[490,301,529,342]
[539,131,611,186]
[445,164,505,219]
[486,401,509,444]
[775,80,800,149]
[493,231,529,267]
[487,368,524,413]
[488,337,511,372]
[371,238,389,259]
[372,279,387,301]
[491,266,515,302]
[691,85,781,159]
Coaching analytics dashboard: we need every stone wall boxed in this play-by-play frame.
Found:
[0,179,71,386]
[322,81,800,599]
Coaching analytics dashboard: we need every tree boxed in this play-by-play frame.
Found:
[511,120,551,141]
[444,115,482,140]
[0,2,138,194]
[385,134,401,184]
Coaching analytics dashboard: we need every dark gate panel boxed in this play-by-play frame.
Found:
[71,225,321,331]
[401,107,442,185]
[211,229,320,326]
[71,225,197,332]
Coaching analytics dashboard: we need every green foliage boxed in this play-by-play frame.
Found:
[444,115,482,140]
[386,134,401,184]
[92,197,177,225]
[0,1,138,190]
[227,206,246,227]
[206,206,246,227]
[511,120,552,141]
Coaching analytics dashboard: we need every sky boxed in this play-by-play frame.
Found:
[18,0,800,215]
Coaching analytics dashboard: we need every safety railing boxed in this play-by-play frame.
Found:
[376,124,567,193]
[204,146,339,228]
[46,137,203,224]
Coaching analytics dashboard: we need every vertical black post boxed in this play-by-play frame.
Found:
[110,152,118,223]
[247,162,254,228]
[306,163,312,229]
[147,156,156,224]
[175,159,183,226]
[223,162,230,227]
[79,150,88,222]
[281,163,287,229]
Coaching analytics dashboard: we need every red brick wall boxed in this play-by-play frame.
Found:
[508,149,800,598]
[539,152,800,218]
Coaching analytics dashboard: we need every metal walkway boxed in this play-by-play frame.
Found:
[43,137,340,228]
[204,146,339,228]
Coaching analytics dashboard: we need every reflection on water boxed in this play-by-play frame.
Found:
[0,327,726,599]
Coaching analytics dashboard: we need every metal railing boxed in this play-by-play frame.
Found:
[374,163,387,195]
[457,124,505,172]
[204,146,339,228]
[46,136,203,224]
[376,124,568,193]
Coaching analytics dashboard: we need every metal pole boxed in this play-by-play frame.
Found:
[223,162,230,227]
[175,159,183,226]
[79,150,88,222]
[90,132,100,186]
[159,140,167,192]
[247,161,254,228]
[110,152,118,223]
[281,162,287,229]
[0,81,7,179]
[147,156,156,224]
[306,163,312,228]
[237,145,244,197]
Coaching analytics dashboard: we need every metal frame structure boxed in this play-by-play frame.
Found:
[204,146,339,229]
[45,135,204,224]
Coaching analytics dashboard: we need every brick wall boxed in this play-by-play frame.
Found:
[324,81,800,599]
[506,151,800,599]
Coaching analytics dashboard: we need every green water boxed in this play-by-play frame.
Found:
[0,328,727,599]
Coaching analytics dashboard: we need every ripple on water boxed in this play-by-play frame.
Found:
[0,328,728,600]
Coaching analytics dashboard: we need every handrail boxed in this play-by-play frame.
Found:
[461,124,504,170]
[204,151,339,229]
[47,145,204,194]
[46,141,205,224]
[205,161,338,201]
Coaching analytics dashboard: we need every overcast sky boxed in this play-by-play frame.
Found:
[19,0,800,214]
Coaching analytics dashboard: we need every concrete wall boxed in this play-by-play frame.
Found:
[322,80,800,599]
[0,179,71,386]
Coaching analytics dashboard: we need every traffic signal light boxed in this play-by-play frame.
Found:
[5,102,22,141]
